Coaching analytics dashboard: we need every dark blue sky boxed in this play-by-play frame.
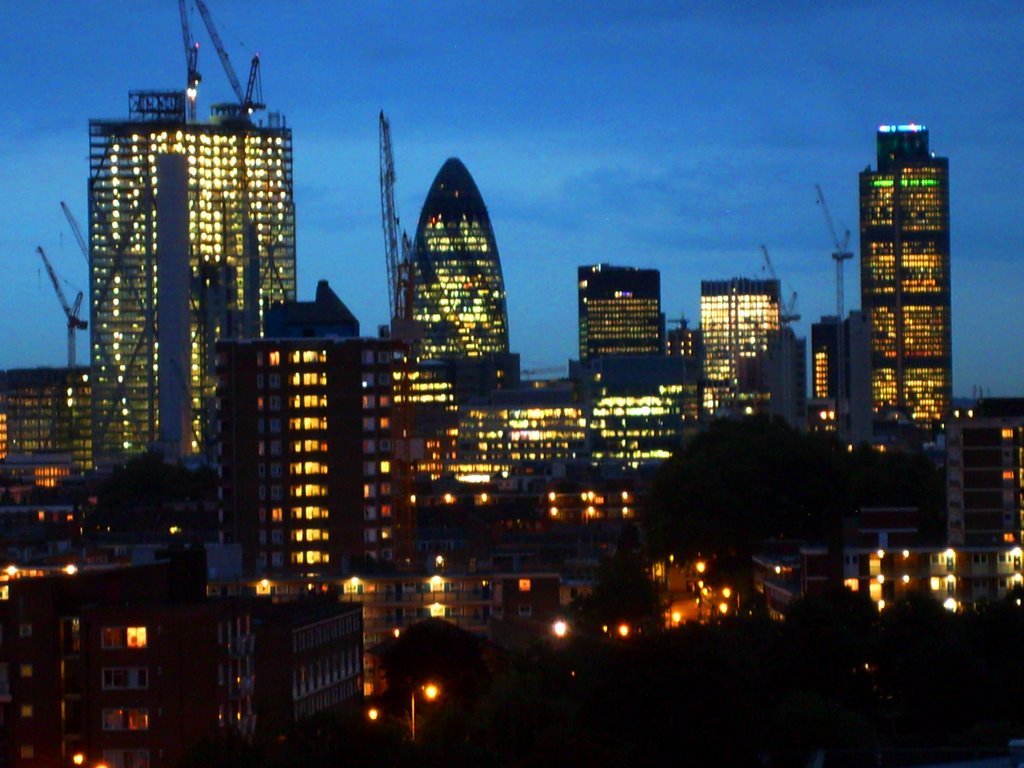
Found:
[2,2,1022,394]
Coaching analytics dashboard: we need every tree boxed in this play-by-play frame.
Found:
[645,417,944,565]
[572,549,664,635]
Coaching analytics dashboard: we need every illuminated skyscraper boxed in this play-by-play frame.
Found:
[859,123,951,424]
[577,264,664,361]
[89,91,295,462]
[700,278,780,415]
[412,158,509,361]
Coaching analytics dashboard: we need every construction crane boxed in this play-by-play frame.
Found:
[60,202,90,266]
[379,111,415,327]
[178,0,201,121]
[192,0,265,117]
[760,245,800,326]
[815,185,854,432]
[378,110,419,568]
[37,246,87,368]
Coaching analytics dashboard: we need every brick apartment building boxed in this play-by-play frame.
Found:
[0,549,362,767]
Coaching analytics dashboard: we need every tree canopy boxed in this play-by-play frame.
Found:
[644,417,944,565]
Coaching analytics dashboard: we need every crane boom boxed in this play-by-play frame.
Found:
[37,246,87,368]
[60,202,90,266]
[193,0,244,104]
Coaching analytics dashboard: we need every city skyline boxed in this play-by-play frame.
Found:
[1,2,1022,395]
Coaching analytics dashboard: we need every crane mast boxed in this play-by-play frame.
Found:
[378,111,418,568]
[37,246,87,368]
[815,184,854,436]
[178,0,201,121]
[379,112,402,321]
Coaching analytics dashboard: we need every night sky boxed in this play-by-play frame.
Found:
[2,2,1021,395]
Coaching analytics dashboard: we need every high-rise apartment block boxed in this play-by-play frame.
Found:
[577,264,664,361]
[412,158,509,361]
[217,284,407,574]
[859,124,951,425]
[89,91,295,463]
[946,399,1024,547]
[700,278,780,415]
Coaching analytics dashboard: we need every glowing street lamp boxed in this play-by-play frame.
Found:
[552,619,569,638]
[411,682,440,740]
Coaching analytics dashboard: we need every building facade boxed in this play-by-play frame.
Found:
[946,399,1024,547]
[859,123,951,425]
[411,158,509,361]
[700,278,780,416]
[217,335,406,574]
[0,367,92,470]
[808,312,873,443]
[89,91,296,463]
[577,264,664,362]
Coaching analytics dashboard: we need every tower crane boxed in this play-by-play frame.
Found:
[378,110,419,568]
[192,0,265,117]
[760,245,800,326]
[815,185,854,432]
[178,0,201,121]
[379,111,415,328]
[36,247,87,368]
[60,201,90,266]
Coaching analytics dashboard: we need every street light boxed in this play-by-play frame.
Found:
[411,682,440,740]
[552,619,569,638]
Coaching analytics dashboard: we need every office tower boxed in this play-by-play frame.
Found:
[89,91,295,464]
[453,386,587,480]
[700,278,780,416]
[859,123,951,425]
[574,355,700,469]
[577,264,664,361]
[765,327,807,431]
[218,284,406,573]
[412,158,509,361]
[0,367,92,470]
[809,312,873,442]
[946,399,1024,547]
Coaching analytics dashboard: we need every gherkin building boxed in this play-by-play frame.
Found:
[412,158,509,360]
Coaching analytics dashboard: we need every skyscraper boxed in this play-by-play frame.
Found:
[577,264,664,362]
[412,158,509,361]
[859,123,951,425]
[89,91,295,463]
[700,278,780,416]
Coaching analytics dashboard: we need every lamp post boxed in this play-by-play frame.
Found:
[410,682,439,740]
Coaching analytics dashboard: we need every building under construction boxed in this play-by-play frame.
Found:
[88,90,295,464]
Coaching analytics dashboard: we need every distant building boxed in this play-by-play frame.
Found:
[808,312,872,442]
[574,355,699,469]
[452,383,587,481]
[666,316,702,361]
[859,123,951,426]
[0,367,91,470]
[946,399,1024,547]
[700,278,780,416]
[577,264,664,362]
[412,158,509,361]
[765,327,807,431]
[89,91,295,463]
[265,279,359,339]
